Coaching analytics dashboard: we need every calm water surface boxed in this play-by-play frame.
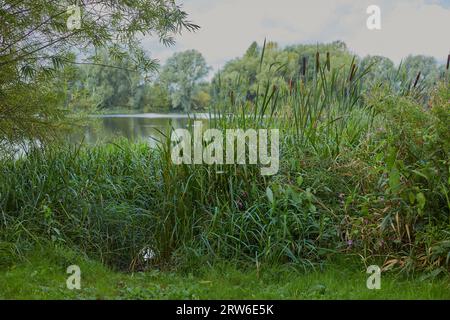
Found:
[73,113,211,146]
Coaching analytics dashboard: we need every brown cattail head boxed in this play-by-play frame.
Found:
[326,52,331,71]
[413,72,421,88]
[447,54,450,70]
[302,56,307,77]
[315,52,320,72]
[229,90,235,106]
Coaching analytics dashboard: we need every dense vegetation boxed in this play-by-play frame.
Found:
[0,0,449,299]
[62,41,446,113]
[0,0,198,143]
[2,249,450,299]
[1,45,449,276]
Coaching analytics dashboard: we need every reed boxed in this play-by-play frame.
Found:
[1,47,449,274]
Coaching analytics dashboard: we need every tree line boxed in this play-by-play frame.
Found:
[0,1,446,147]
[64,41,447,113]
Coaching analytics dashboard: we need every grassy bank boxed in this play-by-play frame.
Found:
[0,54,449,299]
[1,247,449,299]
[1,86,448,273]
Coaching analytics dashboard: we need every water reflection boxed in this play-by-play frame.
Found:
[72,113,211,147]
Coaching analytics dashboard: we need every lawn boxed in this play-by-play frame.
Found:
[1,248,449,300]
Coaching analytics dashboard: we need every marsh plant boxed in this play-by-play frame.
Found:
[171,121,280,176]
[0,43,449,275]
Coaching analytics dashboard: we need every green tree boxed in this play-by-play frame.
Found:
[212,40,355,104]
[147,82,172,111]
[69,51,145,111]
[359,55,395,87]
[401,55,440,88]
[0,0,198,144]
[160,50,210,111]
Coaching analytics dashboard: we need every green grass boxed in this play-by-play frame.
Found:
[1,247,449,300]
[0,53,448,283]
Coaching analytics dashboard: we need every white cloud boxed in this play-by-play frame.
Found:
[345,0,450,63]
[141,0,450,71]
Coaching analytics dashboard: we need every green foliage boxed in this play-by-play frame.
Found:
[0,62,73,146]
[342,82,450,271]
[0,0,198,142]
[212,40,444,110]
[1,51,448,274]
[359,55,395,86]
[212,40,355,104]
[160,49,211,111]
[147,82,172,112]
[2,250,450,299]
[192,83,212,110]
[401,55,441,89]
[67,51,149,111]
[67,50,213,112]
[1,30,449,277]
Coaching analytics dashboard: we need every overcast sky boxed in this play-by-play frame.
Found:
[142,0,450,73]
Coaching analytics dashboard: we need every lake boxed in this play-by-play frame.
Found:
[73,113,212,146]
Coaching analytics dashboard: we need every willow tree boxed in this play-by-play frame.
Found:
[0,0,198,146]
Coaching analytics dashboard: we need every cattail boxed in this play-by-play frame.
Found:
[289,78,293,94]
[326,52,330,71]
[315,52,320,72]
[446,54,449,71]
[413,72,421,88]
[229,90,235,106]
[302,56,307,77]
